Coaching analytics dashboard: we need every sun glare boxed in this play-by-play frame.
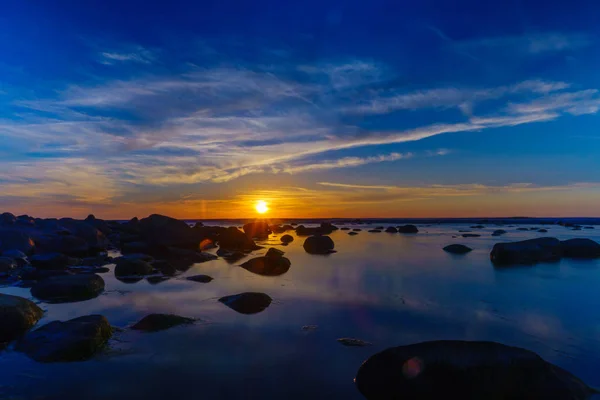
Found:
[255,200,269,214]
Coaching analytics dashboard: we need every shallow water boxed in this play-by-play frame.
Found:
[2,223,600,399]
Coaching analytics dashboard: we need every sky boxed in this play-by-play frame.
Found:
[1,0,600,219]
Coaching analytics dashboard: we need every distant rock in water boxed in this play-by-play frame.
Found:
[492,229,507,236]
[216,248,247,263]
[219,292,272,314]
[186,274,213,283]
[16,315,112,362]
[458,230,471,233]
[217,227,260,252]
[538,229,548,233]
[490,237,562,265]
[338,338,372,347]
[280,234,294,243]
[114,258,154,277]
[341,227,350,231]
[385,227,398,233]
[561,238,600,259]
[353,228,362,232]
[375,226,384,230]
[240,248,291,276]
[296,224,334,236]
[138,214,198,248]
[355,340,596,400]
[131,313,195,332]
[443,244,472,254]
[517,227,529,231]
[470,225,485,229]
[31,274,105,303]
[368,230,382,233]
[397,225,418,234]
[585,226,595,229]
[0,294,44,344]
[461,234,480,238]
[303,236,335,254]
[348,232,359,236]
[243,221,271,239]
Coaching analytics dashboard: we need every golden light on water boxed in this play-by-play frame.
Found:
[255,200,269,214]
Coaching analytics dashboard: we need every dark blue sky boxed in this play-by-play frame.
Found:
[1,0,600,218]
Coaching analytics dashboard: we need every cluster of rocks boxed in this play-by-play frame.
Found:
[491,237,600,265]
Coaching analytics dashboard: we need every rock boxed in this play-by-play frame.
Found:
[216,248,247,263]
[458,230,471,233]
[219,292,272,314]
[114,258,154,277]
[166,248,217,265]
[16,215,35,226]
[186,274,213,283]
[375,226,384,230]
[470,225,485,229]
[490,237,562,265]
[138,214,198,248]
[517,227,529,231]
[338,338,372,347]
[320,222,338,231]
[270,225,286,234]
[30,253,76,270]
[79,255,113,267]
[240,248,291,276]
[538,229,548,233]
[0,229,35,254]
[34,234,89,256]
[0,294,44,343]
[348,232,359,236]
[31,274,105,303]
[280,234,294,243]
[303,235,335,254]
[0,256,17,276]
[585,226,595,229]
[1,249,29,264]
[353,228,362,232]
[443,244,472,254]
[218,227,260,251]
[530,227,539,230]
[131,313,195,332]
[354,340,595,400]
[68,266,110,274]
[491,229,507,236]
[243,221,272,238]
[151,260,176,276]
[0,212,16,225]
[462,234,480,238]
[146,276,170,285]
[121,241,153,255]
[368,230,382,233]
[341,227,350,231]
[84,215,112,235]
[385,227,398,233]
[397,225,418,234]
[560,238,600,259]
[16,315,112,362]
[57,219,109,250]
[19,267,71,281]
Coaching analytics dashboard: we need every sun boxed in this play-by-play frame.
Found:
[255,200,269,214]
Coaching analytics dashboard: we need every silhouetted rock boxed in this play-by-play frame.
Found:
[348,232,359,236]
[240,248,291,276]
[369,229,382,233]
[138,214,198,248]
[186,274,213,283]
[218,227,260,251]
[303,235,335,254]
[492,229,507,236]
[216,248,247,263]
[31,274,105,303]
[0,294,43,343]
[355,340,595,400]
[397,225,418,234]
[461,234,480,238]
[18,267,71,282]
[121,241,153,255]
[517,227,529,231]
[243,221,271,238]
[353,228,362,232]
[375,226,384,230]
[151,260,176,276]
[385,227,398,233]
[443,244,472,254]
[146,276,170,285]
[114,258,154,277]
[538,229,548,233]
[30,253,76,270]
[341,227,350,230]
[0,229,35,254]
[219,292,272,314]
[561,238,600,259]
[321,222,338,232]
[17,315,112,362]
[34,233,90,256]
[338,338,372,347]
[1,249,29,267]
[121,253,154,262]
[458,230,471,233]
[490,237,562,265]
[585,226,595,229]
[0,256,17,276]
[131,313,195,332]
[0,212,16,225]
[470,225,485,229]
[280,234,294,243]
[57,218,109,250]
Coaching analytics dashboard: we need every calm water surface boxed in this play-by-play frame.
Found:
[2,223,600,399]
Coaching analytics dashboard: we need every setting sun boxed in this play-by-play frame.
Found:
[255,200,269,214]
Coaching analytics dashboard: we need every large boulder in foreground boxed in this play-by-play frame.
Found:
[303,235,335,254]
[280,234,294,243]
[355,340,595,400]
[397,225,418,234]
[138,214,198,248]
[243,221,271,239]
[490,237,562,265]
[0,294,44,343]
[560,238,600,259]
[0,229,35,254]
[31,274,105,303]
[131,313,195,332]
[16,315,112,362]
[241,248,291,276]
[217,227,260,252]
[219,292,272,314]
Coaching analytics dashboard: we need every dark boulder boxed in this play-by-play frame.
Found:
[470,225,485,229]
[585,226,595,229]
[0,256,17,276]
[443,244,472,254]
[30,253,76,270]
[490,237,562,265]
[280,234,294,243]
[0,294,44,343]
[560,238,600,259]
[338,338,372,347]
[491,229,507,236]
[218,227,260,251]
[538,229,548,233]
[219,292,272,314]
[114,258,154,277]
[19,267,71,282]
[131,313,195,332]
[84,214,112,235]
[121,241,153,254]
[151,260,176,276]
[0,212,16,225]
[240,248,291,276]
[138,214,198,248]
[216,248,247,263]
[517,227,529,231]
[57,219,109,250]
[397,225,418,234]
[146,276,170,285]
[385,227,398,233]
[186,274,213,283]
[348,232,359,236]
[243,221,271,238]
[320,222,338,232]
[31,274,105,303]
[1,249,29,266]
[0,229,35,254]
[16,315,112,362]
[368,230,382,233]
[34,234,89,256]
[303,235,335,254]
[341,227,350,231]
[353,228,362,232]
[120,253,154,262]
[16,215,35,226]
[355,340,595,400]
[462,234,480,238]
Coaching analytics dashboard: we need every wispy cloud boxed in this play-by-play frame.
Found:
[99,46,156,65]
[454,32,593,55]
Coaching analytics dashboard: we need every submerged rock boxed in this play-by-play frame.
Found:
[461,234,480,238]
[517,227,530,231]
[355,340,595,400]
[385,227,398,233]
[492,229,507,236]
[443,244,472,254]
[303,235,335,254]
[30,253,75,270]
[216,247,247,263]
[561,238,600,259]
[31,274,105,303]
[219,292,272,314]
[338,338,372,347]
[280,234,294,243]
[186,274,213,283]
[538,229,548,233]
[0,294,44,343]
[146,276,170,285]
[397,225,418,234]
[217,227,260,251]
[490,237,562,265]
[240,248,291,276]
[470,225,485,229]
[151,260,176,276]
[368,230,382,233]
[131,313,195,332]
[17,315,112,362]
[341,227,350,231]
[114,258,154,277]
[348,232,359,236]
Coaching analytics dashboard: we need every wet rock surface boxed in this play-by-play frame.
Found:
[0,294,44,344]
[303,235,335,254]
[443,244,473,254]
[31,274,105,303]
[240,248,291,276]
[186,274,214,283]
[131,313,195,332]
[397,225,418,234]
[219,292,272,314]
